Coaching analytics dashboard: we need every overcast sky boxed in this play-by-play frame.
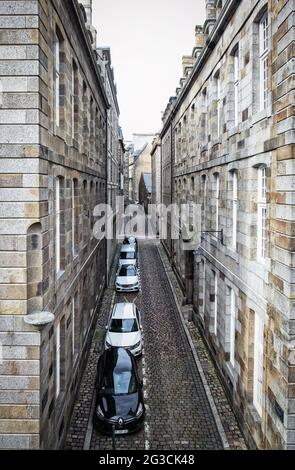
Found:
[93,0,206,141]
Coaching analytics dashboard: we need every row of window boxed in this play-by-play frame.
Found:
[174,10,269,161]
[199,263,264,416]
[54,249,104,400]
[55,176,105,275]
[176,165,268,262]
[54,26,105,157]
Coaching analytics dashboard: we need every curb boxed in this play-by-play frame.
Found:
[157,246,230,450]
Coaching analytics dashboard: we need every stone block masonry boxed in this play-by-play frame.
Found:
[159,0,295,449]
[0,0,109,449]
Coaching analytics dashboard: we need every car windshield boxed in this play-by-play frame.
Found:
[118,266,137,277]
[102,368,138,395]
[120,252,136,260]
[109,318,138,333]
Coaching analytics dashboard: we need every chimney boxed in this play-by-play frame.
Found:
[80,0,92,25]
[195,25,205,47]
[182,55,195,78]
[204,0,217,36]
[205,0,217,20]
[192,25,205,59]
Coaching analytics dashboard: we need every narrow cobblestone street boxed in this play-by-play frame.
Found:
[65,240,246,451]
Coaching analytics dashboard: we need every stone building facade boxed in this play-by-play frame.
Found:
[97,47,125,278]
[151,136,161,235]
[132,142,153,204]
[0,0,108,449]
[160,0,295,449]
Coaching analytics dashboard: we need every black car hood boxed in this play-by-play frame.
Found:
[100,393,140,420]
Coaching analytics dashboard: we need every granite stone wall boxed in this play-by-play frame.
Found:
[160,0,295,449]
[0,0,108,449]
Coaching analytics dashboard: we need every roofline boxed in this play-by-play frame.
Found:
[160,0,241,138]
[71,0,110,109]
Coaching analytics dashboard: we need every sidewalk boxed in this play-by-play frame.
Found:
[158,243,247,450]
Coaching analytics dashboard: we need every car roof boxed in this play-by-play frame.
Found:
[112,303,136,319]
[118,265,137,274]
[120,245,136,252]
[103,347,133,371]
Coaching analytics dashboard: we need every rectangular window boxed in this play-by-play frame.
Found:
[215,174,220,232]
[229,288,236,367]
[200,259,206,319]
[234,47,240,126]
[55,177,61,274]
[216,73,221,137]
[202,88,208,139]
[253,313,264,416]
[72,179,79,257]
[71,61,78,139]
[232,171,238,251]
[213,271,218,336]
[257,167,267,261]
[56,323,61,398]
[54,32,61,128]
[259,13,269,111]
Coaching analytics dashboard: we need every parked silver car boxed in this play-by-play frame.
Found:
[116,265,139,292]
[119,245,137,267]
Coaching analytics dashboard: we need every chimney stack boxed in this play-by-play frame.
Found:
[205,0,217,20]
[182,55,195,78]
[204,0,217,36]
[80,0,92,25]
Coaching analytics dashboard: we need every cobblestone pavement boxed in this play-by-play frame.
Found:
[65,239,247,450]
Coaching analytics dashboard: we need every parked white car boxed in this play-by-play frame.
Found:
[119,245,137,267]
[105,303,143,357]
[116,265,139,293]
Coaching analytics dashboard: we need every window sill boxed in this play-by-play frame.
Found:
[56,270,66,289]
[228,127,241,139]
[247,404,262,425]
[211,139,221,147]
[251,107,271,127]
[72,254,79,267]
[226,248,239,263]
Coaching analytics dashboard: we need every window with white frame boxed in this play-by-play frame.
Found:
[56,323,61,398]
[229,287,236,367]
[257,166,267,261]
[72,179,78,257]
[232,171,238,250]
[234,46,240,126]
[216,71,221,137]
[202,174,207,229]
[213,270,218,336]
[259,12,269,111]
[54,31,61,128]
[200,259,206,319]
[174,128,178,163]
[71,60,78,139]
[214,174,220,232]
[253,312,264,416]
[55,177,61,274]
[202,88,208,139]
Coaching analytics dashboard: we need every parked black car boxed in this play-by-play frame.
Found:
[93,347,145,435]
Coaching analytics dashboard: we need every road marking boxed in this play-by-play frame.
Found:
[142,353,151,451]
